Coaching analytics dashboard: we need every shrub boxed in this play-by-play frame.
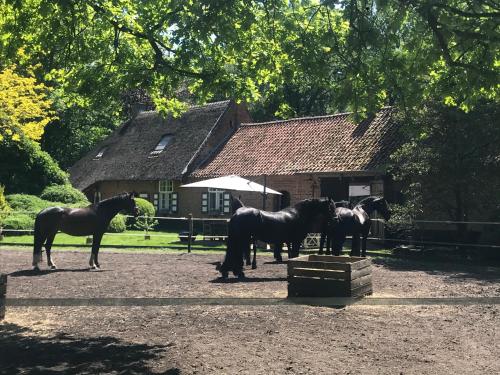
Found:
[2,213,34,230]
[0,135,68,195]
[127,198,158,231]
[6,194,55,217]
[0,184,10,226]
[41,184,89,204]
[107,213,126,233]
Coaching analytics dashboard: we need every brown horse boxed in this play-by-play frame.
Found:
[32,193,138,270]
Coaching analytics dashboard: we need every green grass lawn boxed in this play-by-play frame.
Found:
[0,230,227,251]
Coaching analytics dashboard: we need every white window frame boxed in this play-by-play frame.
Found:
[202,189,230,215]
[151,134,173,155]
[158,181,177,213]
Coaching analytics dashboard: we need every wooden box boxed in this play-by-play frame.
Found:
[0,274,6,320]
[288,255,372,298]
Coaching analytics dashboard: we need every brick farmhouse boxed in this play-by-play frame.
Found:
[69,101,400,218]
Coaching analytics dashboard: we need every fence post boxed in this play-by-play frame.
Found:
[188,213,193,253]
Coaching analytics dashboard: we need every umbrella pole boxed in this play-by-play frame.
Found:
[262,175,267,210]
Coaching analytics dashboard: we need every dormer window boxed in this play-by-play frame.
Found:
[94,147,107,160]
[150,134,173,155]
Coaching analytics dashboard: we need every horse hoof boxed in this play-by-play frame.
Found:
[50,265,57,270]
[237,272,245,279]
[251,263,257,270]
[220,271,228,279]
[33,266,40,272]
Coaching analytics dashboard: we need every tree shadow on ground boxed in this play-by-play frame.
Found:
[0,322,179,375]
[373,257,500,283]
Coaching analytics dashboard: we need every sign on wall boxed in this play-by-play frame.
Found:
[349,184,371,197]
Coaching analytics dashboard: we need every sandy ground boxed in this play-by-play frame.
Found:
[1,248,499,374]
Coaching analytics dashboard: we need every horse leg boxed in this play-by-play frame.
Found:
[32,231,46,271]
[361,234,368,257]
[89,232,104,270]
[319,232,326,255]
[273,243,283,263]
[333,232,345,256]
[351,234,361,257]
[45,231,58,269]
[326,233,332,255]
[244,243,251,266]
[290,241,300,258]
[251,239,257,269]
[233,237,245,278]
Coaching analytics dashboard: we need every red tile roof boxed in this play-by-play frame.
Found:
[192,107,398,177]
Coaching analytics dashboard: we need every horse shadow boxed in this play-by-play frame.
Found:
[210,276,288,283]
[0,322,179,374]
[8,268,109,278]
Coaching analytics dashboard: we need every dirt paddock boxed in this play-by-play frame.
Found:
[1,248,499,374]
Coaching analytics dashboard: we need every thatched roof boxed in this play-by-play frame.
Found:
[192,107,399,178]
[70,100,232,190]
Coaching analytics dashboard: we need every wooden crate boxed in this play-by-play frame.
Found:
[0,274,6,320]
[288,255,372,298]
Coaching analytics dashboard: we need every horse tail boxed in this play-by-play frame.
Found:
[32,207,64,268]
[32,211,45,267]
[220,217,245,277]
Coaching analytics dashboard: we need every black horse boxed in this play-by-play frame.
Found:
[32,193,138,271]
[219,198,336,278]
[319,196,391,257]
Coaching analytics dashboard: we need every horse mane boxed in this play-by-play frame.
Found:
[94,193,131,209]
[293,198,330,211]
[356,196,381,207]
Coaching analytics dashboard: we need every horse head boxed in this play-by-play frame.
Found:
[373,197,391,221]
[126,192,139,216]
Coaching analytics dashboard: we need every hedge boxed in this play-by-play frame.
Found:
[40,184,89,205]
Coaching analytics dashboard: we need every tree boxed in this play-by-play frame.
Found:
[390,101,500,225]
[0,66,55,141]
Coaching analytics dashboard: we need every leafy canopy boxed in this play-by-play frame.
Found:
[0,66,56,141]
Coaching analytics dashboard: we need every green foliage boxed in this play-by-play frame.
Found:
[1,0,497,127]
[0,184,11,226]
[40,184,89,205]
[0,134,68,195]
[2,213,34,230]
[0,66,56,142]
[6,194,86,220]
[107,213,127,233]
[6,194,58,217]
[390,101,500,221]
[128,198,158,231]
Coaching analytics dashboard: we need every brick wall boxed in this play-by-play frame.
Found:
[86,172,389,219]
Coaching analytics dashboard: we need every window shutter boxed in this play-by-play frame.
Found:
[201,192,208,213]
[223,193,231,214]
[171,192,178,213]
[153,193,159,209]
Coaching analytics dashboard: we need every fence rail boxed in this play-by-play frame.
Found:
[1,211,499,251]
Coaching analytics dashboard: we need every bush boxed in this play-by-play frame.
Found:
[6,194,56,217]
[0,135,68,195]
[2,213,34,230]
[107,213,126,233]
[0,184,10,226]
[127,198,158,231]
[41,184,89,204]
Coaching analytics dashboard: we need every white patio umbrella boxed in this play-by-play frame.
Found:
[181,175,282,195]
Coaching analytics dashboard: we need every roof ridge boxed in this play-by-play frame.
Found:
[242,112,352,127]
[188,100,231,110]
[241,107,393,127]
